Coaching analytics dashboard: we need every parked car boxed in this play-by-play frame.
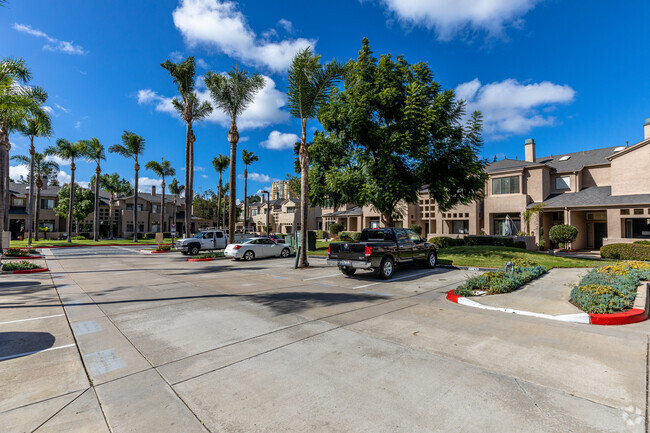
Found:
[267,234,286,243]
[176,230,246,255]
[327,227,437,279]
[224,237,293,261]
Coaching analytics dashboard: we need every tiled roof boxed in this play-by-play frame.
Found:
[485,159,543,173]
[322,206,363,217]
[533,186,650,208]
[536,146,619,172]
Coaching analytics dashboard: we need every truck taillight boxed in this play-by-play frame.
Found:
[365,246,373,257]
[233,245,241,250]
[328,244,331,254]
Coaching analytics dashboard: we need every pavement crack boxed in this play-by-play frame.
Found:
[514,378,576,433]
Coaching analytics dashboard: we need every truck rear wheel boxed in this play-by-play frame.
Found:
[339,267,356,276]
[378,257,394,280]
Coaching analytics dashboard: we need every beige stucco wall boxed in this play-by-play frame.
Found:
[610,143,650,195]
[581,165,611,188]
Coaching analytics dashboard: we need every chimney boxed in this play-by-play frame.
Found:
[151,185,156,196]
[524,138,536,162]
[42,175,49,189]
[645,118,650,140]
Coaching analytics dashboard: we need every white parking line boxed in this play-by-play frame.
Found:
[0,343,76,361]
[352,270,441,289]
[0,314,65,326]
[303,273,340,281]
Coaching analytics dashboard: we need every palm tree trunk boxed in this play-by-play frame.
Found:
[94,167,100,241]
[244,167,248,233]
[160,177,165,233]
[298,119,309,267]
[27,136,35,246]
[34,180,42,241]
[228,121,238,244]
[0,119,7,252]
[134,161,139,242]
[184,121,192,238]
[68,161,75,243]
[109,194,115,239]
[217,175,222,230]
[3,141,9,234]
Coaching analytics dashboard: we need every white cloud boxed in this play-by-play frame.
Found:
[260,130,298,150]
[137,75,289,130]
[169,50,184,62]
[55,103,69,113]
[239,136,250,142]
[13,23,87,55]
[136,177,163,193]
[457,78,575,137]
[9,165,29,182]
[57,170,71,185]
[172,0,315,72]
[196,58,209,69]
[42,105,53,114]
[277,18,293,33]
[379,0,540,40]
[201,174,208,179]
[74,121,81,129]
[194,165,206,172]
[77,181,90,189]
[256,186,272,196]
[45,155,70,166]
[238,172,277,183]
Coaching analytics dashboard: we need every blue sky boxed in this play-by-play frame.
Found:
[3,0,649,198]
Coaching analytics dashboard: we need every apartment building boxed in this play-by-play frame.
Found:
[242,197,321,234]
[271,180,290,200]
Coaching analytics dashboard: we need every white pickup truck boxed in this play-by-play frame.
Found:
[175,230,247,255]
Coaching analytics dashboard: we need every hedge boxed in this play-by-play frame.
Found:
[634,240,650,246]
[455,258,546,296]
[600,243,650,261]
[314,230,329,239]
[464,235,515,248]
[571,261,650,313]
[549,224,578,245]
[329,223,344,235]
[2,260,41,271]
[428,237,464,248]
[339,231,361,241]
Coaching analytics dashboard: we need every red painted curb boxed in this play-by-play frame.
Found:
[139,249,170,254]
[589,308,648,326]
[446,289,459,303]
[3,256,43,259]
[11,268,49,274]
[187,258,214,262]
[22,243,173,249]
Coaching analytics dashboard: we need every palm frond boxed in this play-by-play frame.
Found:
[0,57,31,84]
[204,67,264,121]
[10,154,30,166]
[242,149,258,166]
[212,154,230,173]
[83,137,105,164]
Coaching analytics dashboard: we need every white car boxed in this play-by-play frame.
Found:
[224,237,293,261]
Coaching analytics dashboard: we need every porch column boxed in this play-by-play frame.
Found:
[542,212,552,249]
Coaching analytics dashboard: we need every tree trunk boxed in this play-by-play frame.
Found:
[217,174,222,230]
[109,193,114,240]
[134,161,139,242]
[228,121,238,244]
[160,178,165,233]
[381,211,394,227]
[244,167,248,233]
[3,138,9,235]
[0,118,7,252]
[298,118,309,268]
[94,166,100,241]
[68,162,75,243]
[34,178,42,241]
[184,120,193,238]
[27,136,35,245]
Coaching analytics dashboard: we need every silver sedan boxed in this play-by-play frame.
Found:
[224,237,293,261]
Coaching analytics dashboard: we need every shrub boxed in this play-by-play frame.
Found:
[144,232,156,240]
[634,240,650,246]
[339,231,361,242]
[409,224,422,235]
[314,230,329,239]
[4,248,28,257]
[549,224,578,246]
[329,223,344,235]
[156,245,171,252]
[454,260,546,296]
[197,251,225,259]
[163,232,172,238]
[2,260,40,271]
[429,237,464,248]
[600,243,650,261]
[464,236,515,248]
[514,241,527,249]
[71,235,86,240]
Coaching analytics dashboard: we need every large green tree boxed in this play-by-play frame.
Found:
[110,131,145,241]
[95,173,132,239]
[161,56,212,238]
[309,39,487,227]
[11,151,58,240]
[54,184,94,233]
[204,66,264,243]
[17,111,52,245]
[145,158,175,233]
[192,188,241,225]
[241,149,258,232]
[211,154,229,230]
[0,57,48,250]
[45,139,87,242]
[287,47,344,267]
[83,138,105,242]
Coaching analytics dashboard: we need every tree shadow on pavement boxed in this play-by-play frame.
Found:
[244,292,384,315]
[0,331,55,361]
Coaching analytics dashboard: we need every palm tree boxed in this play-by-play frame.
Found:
[205,66,264,243]
[17,111,52,245]
[97,173,132,239]
[168,178,184,234]
[11,152,58,240]
[109,131,145,242]
[241,149,258,233]
[161,56,212,238]
[44,139,87,242]
[145,158,175,233]
[83,138,105,242]
[212,154,229,230]
[0,57,48,250]
[287,47,344,267]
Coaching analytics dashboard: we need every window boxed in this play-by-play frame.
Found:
[634,209,644,215]
[452,220,469,234]
[41,199,55,210]
[126,224,134,232]
[492,176,520,195]
[13,198,25,207]
[138,223,145,232]
[369,219,380,229]
[493,214,521,236]
[286,207,295,214]
[406,229,421,242]
[151,224,160,232]
[252,209,258,216]
[555,176,571,190]
[625,218,650,238]
[621,209,630,215]
[126,204,143,211]
[39,220,55,231]
[152,205,161,213]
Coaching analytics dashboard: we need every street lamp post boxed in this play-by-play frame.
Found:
[261,190,270,235]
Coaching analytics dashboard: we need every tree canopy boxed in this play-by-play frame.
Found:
[54,184,94,223]
[308,39,488,225]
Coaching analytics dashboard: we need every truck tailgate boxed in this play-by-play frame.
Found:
[329,243,368,261]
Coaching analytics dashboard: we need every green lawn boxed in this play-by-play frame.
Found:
[10,238,175,248]
[309,242,613,269]
[437,246,613,269]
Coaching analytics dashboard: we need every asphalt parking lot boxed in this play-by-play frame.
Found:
[2,246,650,432]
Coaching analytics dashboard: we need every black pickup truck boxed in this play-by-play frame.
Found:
[327,228,438,279]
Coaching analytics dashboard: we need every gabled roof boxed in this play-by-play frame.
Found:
[123,192,176,204]
[536,146,619,172]
[485,159,543,173]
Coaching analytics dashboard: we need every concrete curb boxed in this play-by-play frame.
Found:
[138,249,170,254]
[447,281,650,326]
[187,258,214,262]
[17,243,173,249]
[438,264,498,272]
[4,267,50,275]
[2,255,43,259]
